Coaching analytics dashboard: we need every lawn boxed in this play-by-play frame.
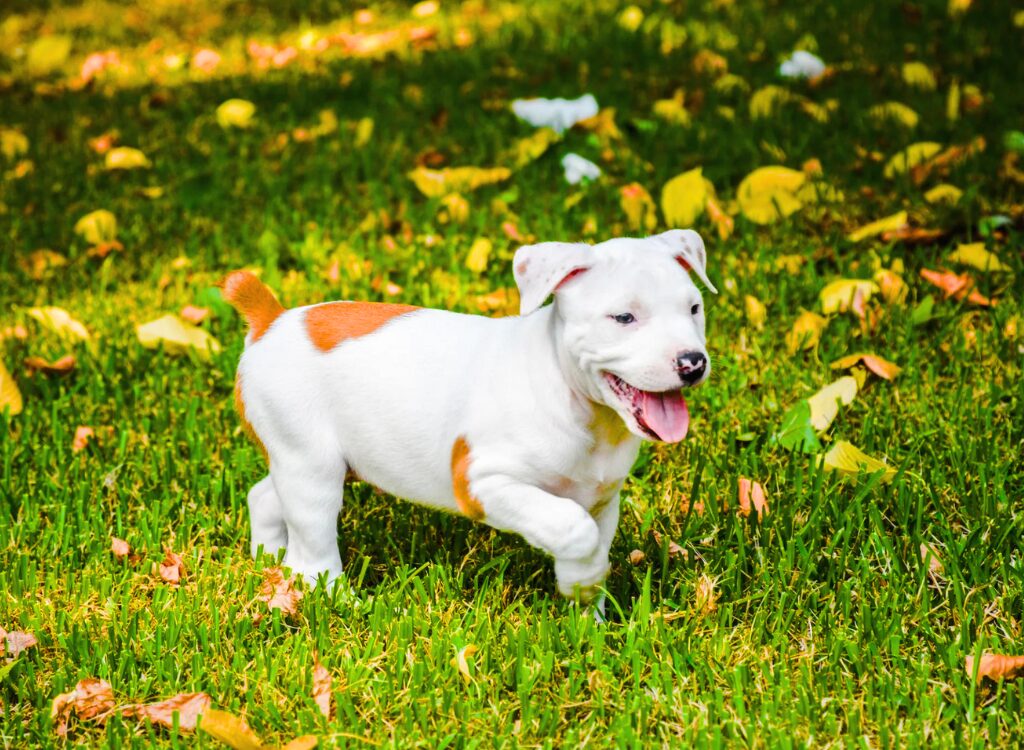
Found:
[1,0,1023,747]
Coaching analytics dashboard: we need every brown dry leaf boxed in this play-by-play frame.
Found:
[72,426,95,453]
[124,692,211,732]
[180,305,210,325]
[159,548,185,585]
[830,353,902,380]
[920,543,943,575]
[258,566,303,617]
[312,657,332,719]
[694,575,718,615]
[1,627,38,657]
[111,537,131,560]
[628,549,646,565]
[966,653,1024,685]
[652,531,688,559]
[920,269,995,307]
[880,226,947,244]
[51,678,115,736]
[737,477,768,519]
[24,354,76,375]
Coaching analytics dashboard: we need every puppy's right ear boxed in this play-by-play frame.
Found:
[513,242,593,315]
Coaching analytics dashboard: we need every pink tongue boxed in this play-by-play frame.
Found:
[639,390,690,442]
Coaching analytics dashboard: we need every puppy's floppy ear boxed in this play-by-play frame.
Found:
[513,242,593,315]
[650,229,718,294]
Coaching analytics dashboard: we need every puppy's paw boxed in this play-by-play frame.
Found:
[550,514,601,561]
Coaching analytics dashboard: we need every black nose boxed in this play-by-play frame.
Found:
[676,351,707,384]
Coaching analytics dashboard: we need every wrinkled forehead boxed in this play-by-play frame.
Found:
[575,238,699,299]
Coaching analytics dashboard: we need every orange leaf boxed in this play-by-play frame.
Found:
[313,656,332,719]
[51,679,115,736]
[880,226,947,244]
[628,549,646,565]
[111,537,130,560]
[180,305,209,325]
[159,548,185,585]
[911,136,985,185]
[258,566,303,617]
[651,531,688,559]
[966,653,1024,685]
[24,354,76,375]
[920,269,995,307]
[1,627,38,657]
[72,426,95,453]
[830,353,902,380]
[123,692,211,732]
[737,477,768,519]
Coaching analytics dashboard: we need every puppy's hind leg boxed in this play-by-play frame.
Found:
[271,461,346,589]
[248,475,288,559]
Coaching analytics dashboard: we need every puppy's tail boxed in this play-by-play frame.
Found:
[220,270,285,343]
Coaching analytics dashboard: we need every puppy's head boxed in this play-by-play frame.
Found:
[514,230,716,443]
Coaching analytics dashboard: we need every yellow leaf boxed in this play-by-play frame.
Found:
[281,738,319,750]
[820,440,897,483]
[618,5,645,31]
[451,644,479,683]
[873,269,908,305]
[946,80,960,121]
[74,209,118,244]
[924,184,962,204]
[0,360,23,416]
[136,315,221,358]
[104,147,151,170]
[216,99,256,129]
[26,35,72,77]
[807,376,858,431]
[819,279,879,315]
[830,352,902,380]
[868,102,919,128]
[653,91,691,126]
[620,183,657,232]
[408,166,511,198]
[466,238,492,274]
[737,166,806,224]
[354,117,374,148]
[846,211,908,243]
[197,709,263,750]
[744,295,766,330]
[883,142,942,179]
[901,62,937,91]
[749,85,794,119]
[946,243,1011,273]
[502,128,560,169]
[440,193,469,223]
[27,307,91,341]
[660,167,707,227]
[412,0,439,17]
[786,311,827,353]
[0,129,29,160]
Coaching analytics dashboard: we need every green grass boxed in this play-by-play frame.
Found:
[2,0,1023,746]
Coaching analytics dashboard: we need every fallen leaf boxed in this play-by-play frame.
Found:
[820,440,897,483]
[652,530,688,559]
[313,658,332,719]
[354,117,374,148]
[785,311,828,353]
[920,269,994,306]
[744,295,766,330]
[661,167,707,227]
[883,142,942,179]
[924,184,963,204]
[217,99,256,129]
[736,166,806,224]
[830,353,901,380]
[920,543,943,575]
[72,426,95,453]
[902,62,937,90]
[967,653,1024,685]
[653,90,691,126]
[881,226,946,244]
[197,709,264,749]
[451,644,479,683]
[1,628,38,657]
[258,567,302,617]
[74,209,118,245]
[737,477,768,519]
[620,183,658,232]
[19,248,67,279]
[705,195,734,239]
[807,376,858,431]
[26,35,72,77]
[104,147,151,170]
[51,679,115,737]
[159,548,185,585]
[910,137,985,185]
[501,128,560,169]
[408,165,511,198]
[628,549,646,565]
[749,85,795,119]
[124,693,211,732]
[0,129,29,159]
[465,238,492,273]
[180,305,210,324]
[24,354,76,375]
[111,537,131,560]
[0,360,24,416]
[136,315,222,358]
[846,211,908,243]
[618,5,644,31]
[868,102,919,128]
[28,307,91,342]
[819,279,879,315]
[946,243,1011,273]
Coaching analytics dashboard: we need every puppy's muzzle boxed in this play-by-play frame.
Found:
[675,351,707,385]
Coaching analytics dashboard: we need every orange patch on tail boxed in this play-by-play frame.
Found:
[451,436,485,521]
[220,271,285,343]
[234,375,268,461]
[305,301,419,352]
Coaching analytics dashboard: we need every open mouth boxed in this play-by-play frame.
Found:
[603,373,690,443]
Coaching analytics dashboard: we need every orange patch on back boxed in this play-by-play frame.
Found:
[234,375,268,462]
[451,436,485,521]
[220,271,285,343]
[305,301,419,352]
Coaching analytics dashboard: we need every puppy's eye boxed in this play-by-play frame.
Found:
[611,312,636,325]
[691,304,701,315]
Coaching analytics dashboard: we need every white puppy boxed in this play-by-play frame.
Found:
[224,229,716,606]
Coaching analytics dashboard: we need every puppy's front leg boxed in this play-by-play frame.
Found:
[555,492,620,612]
[471,477,601,593]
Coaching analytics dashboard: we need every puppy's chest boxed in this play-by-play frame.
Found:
[538,437,637,512]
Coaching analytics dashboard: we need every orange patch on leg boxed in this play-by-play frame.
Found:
[234,375,268,462]
[451,436,485,521]
[305,302,419,352]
